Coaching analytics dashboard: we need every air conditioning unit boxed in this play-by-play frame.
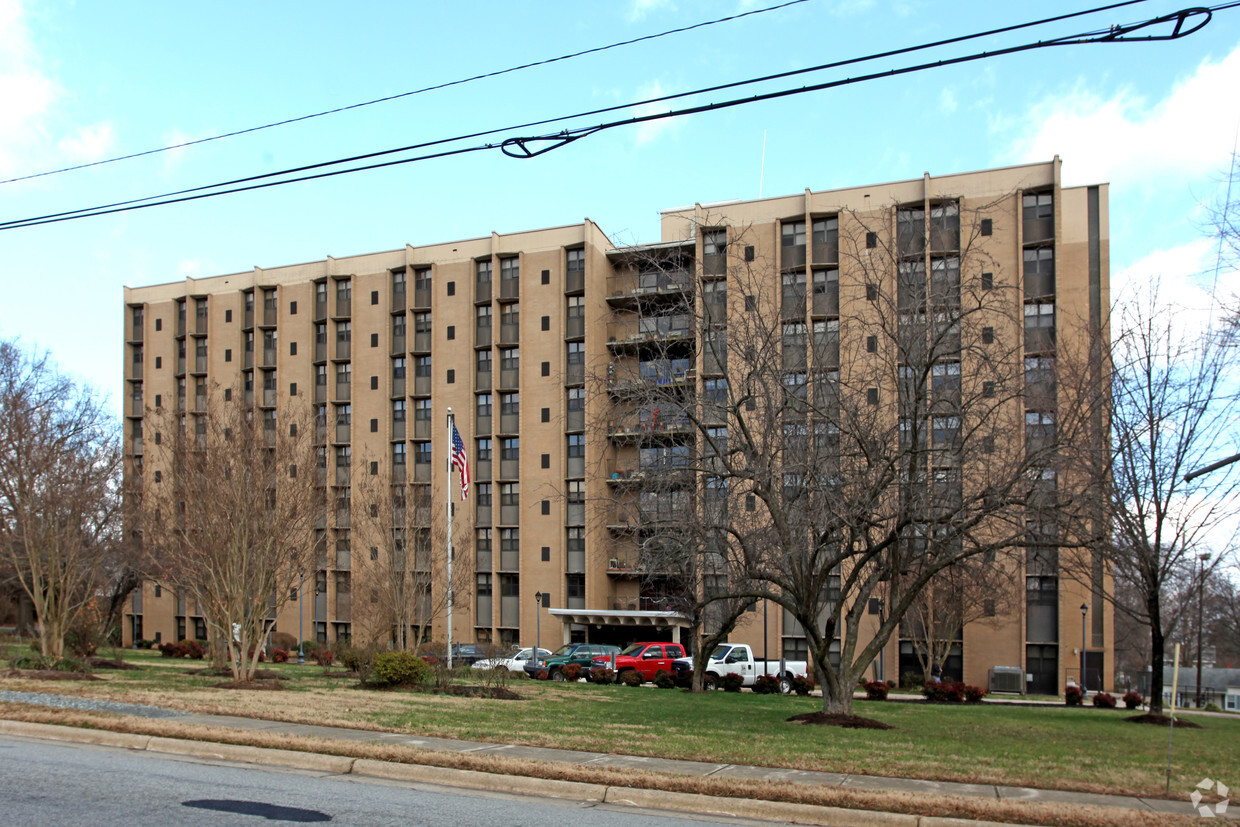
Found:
[989,666,1024,694]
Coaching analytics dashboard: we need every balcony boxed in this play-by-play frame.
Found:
[606,317,692,351]
[414,461,432,483]
[607,416,692,442]
[605,270,692,307]
[811,239,839,265]
[607,367,695,398]
[781,244,806,270]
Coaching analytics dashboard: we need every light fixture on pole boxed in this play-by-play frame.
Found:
[1196,552,1210,708]
[534,592,544,670]
[1080,603,1088,695]
[297,566,305,665]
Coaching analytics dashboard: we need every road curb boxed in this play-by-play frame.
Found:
[603,785,918,826]
[146,735,356,774]
[0,719,151,751]
[352,758,609,802]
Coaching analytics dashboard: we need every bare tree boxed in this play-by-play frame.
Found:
[139,390,320,681]
[900,553,1020,684]
[601,203,1101,716]
[0,340,123,660]
[1104,282,1240,713]
[350,471,473,650]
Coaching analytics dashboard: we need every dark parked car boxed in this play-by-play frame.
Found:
[524,643,621,680]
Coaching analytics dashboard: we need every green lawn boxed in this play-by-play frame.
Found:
[3,646,1235,799]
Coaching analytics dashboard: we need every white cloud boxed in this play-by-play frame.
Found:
[0,0,59,178]
[827,0,877,17]
[939,88,957,115]
[632,80,686,147]
[57,122,115,162]
[627,0,675,23]
[177,258,213,277]
[1111,237,1238,341]
[1007,44,1240,187]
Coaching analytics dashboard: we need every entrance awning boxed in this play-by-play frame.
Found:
[547,608,691,628]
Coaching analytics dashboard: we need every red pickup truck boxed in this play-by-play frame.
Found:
[594,642,686,682]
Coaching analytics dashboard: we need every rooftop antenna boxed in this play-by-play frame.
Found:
[759,129,768,198]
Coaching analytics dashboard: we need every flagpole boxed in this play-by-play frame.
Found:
[445,407,454,670]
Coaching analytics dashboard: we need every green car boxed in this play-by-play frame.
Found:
[524,643,620,680]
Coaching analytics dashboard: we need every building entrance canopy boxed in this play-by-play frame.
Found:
[548,608,690,628]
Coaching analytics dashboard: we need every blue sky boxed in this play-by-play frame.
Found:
[2,0,1239,412]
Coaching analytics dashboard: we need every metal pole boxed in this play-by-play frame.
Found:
[753,595,763,664]
[298,569,305,664]
[1166,642,1181,795]
[445,408,454,670]
[1196,553,1209,707]
[535,592,542,670]
[1080,603,1087,695]
[878,600,885,683]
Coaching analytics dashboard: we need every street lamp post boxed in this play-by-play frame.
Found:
[1080,603,1088,695]
[297,568,305,665]
[534,592,544,670]
[1196,553,1210,708]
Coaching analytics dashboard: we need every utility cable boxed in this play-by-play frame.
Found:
[0,0,810,186]
[0,0,1163,230]
[1,3,1221,231]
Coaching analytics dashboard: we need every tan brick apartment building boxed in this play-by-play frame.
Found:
[122,158,1113,693]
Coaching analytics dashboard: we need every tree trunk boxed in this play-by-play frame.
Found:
[1148,594,1166,715]
[817,662,855,716]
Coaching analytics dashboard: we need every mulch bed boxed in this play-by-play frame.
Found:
[1126,713,1202,728]
[2,668,102,681]
[210,680,284,690]
[364,683,522,700]
[86,658,141,671]
[318,670,359,679]
[786,711,893,729]
[189,667,281,680]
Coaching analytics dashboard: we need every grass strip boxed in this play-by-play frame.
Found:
[0,703,1196,827]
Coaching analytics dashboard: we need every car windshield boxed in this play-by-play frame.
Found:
[618,644,645,657]
[514,649,531,659]
[550,645,575,657]
[709,645,731,660]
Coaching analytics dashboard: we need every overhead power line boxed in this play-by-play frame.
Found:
[0,0,809,186]
[1,2,1224,232]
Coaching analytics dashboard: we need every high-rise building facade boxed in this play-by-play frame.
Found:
[122,158,1113,692]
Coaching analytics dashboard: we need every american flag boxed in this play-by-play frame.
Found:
[450,422,470,500]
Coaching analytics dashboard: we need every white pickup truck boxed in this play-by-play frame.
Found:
[672,643,809,693]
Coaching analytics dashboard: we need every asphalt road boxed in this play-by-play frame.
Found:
[0,735,769,826]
